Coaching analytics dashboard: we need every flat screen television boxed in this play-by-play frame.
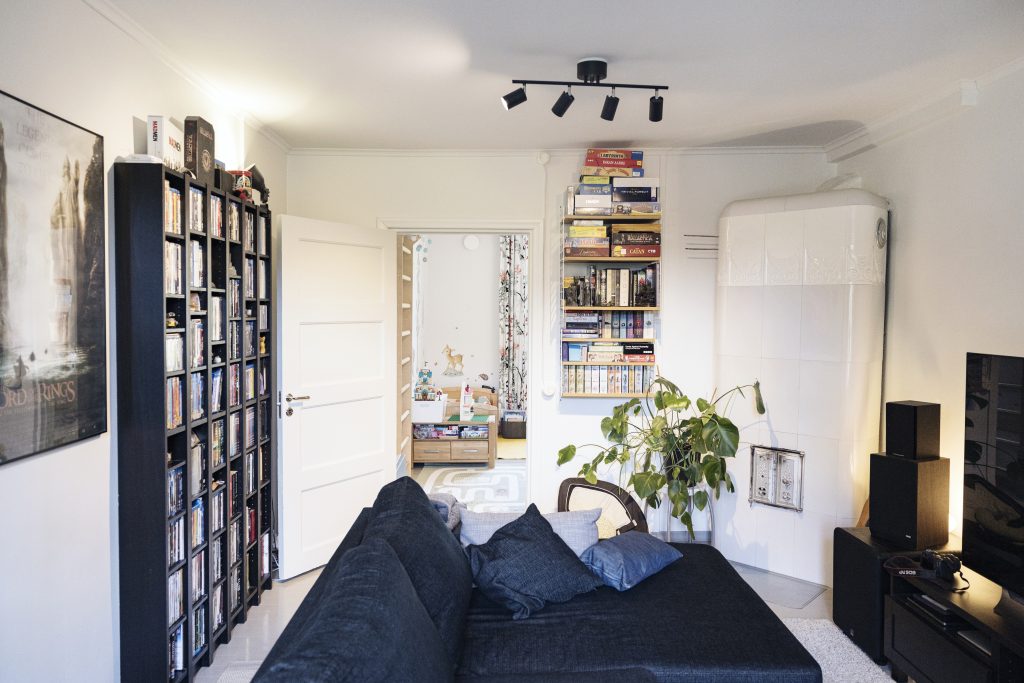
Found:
[963,352,1024,600]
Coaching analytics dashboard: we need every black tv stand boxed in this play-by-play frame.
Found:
[886,562,1024,682]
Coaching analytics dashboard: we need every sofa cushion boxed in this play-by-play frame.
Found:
[363,476,473,664]
[466,504,602,620]
[460,506,601,557]
[254,538,450,683]
[581,531,682,591]
[457,543,821,682]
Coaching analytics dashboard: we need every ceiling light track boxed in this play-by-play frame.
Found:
[502,59,667,122]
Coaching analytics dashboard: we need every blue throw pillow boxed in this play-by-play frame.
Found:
[581,531,683,591]
[363,477,472,666]
[255,538,450,682]
[466,504,603,620]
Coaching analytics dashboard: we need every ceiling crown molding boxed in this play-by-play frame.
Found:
[288,145,826,159]
[82,0,291,152]
[825,55,1024,163]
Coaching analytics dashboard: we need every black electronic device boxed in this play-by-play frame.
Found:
[885,400,940,459]
[884,550,962,582]
[962,352,1024,603]
[869,453,950,549]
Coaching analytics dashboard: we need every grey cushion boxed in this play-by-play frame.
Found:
[460,506,601,556]
[581,531,682,591]
[254,538,450,682]
[363,476,472,666]
[466,504,602,620]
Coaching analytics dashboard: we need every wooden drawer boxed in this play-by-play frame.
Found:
[413,441,451,462]
[451,441,489,462]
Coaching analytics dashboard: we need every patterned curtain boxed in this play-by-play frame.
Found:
[498,235,529,414]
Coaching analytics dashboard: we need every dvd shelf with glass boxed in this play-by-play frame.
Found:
[115,162,275,682]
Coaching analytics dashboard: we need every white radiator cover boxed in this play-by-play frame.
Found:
[713,189,888,586]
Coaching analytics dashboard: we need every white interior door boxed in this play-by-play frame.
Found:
[277,215,396,579]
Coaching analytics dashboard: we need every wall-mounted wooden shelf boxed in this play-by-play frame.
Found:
[563,256,660,263]
[562,392,649,399]
[563,214,661,223]
[563,306,659,312]
[562,337,656,343]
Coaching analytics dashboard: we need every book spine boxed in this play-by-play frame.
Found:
[612,186,658,203]
[579,175,612,185]
[567,227,608,238]
[563,247,609,257]
[576,184,612,195]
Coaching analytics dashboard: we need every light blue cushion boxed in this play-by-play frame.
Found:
[459,507,601,557]
[581,531,682,591]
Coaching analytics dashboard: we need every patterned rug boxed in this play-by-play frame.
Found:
[413,460,528,512]
[783,618,891,682]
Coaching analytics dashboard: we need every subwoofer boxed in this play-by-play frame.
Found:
[868,453,949,550]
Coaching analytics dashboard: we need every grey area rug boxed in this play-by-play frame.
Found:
[413,460,528,512]
[784,618,891,683]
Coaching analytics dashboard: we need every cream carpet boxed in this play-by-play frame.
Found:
[783,618,891,682]
[413,460,527,512]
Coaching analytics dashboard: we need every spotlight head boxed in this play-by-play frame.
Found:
[600,92,619,121]
[649,93,663,122]
[501,87,527,111]
[551,89,575,117]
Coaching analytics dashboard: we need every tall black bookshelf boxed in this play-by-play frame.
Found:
[115,162,275,682]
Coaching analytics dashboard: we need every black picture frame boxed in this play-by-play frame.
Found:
[0,90,107,465]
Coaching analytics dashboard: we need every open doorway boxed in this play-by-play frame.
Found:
[400,232,530,512]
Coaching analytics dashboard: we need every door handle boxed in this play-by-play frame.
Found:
[285,393,310,403]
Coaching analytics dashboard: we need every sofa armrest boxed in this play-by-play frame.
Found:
[256,508,371,676]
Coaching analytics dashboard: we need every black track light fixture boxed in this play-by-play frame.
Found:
[502,58,667,122]
[551,88,575,117]
[601,89,619,121]
[501,86,527,111]
[649,90,664,122]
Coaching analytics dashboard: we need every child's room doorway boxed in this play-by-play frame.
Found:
[403,232,530,512]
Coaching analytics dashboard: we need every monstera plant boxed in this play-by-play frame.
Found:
[557,377,765,538]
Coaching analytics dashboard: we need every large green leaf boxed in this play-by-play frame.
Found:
[702,417,740,459]
[693,489,709,511]
[557,445,577,466]
[631,471,666,500]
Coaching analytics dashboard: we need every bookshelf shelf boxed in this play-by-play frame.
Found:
[563,306,659,311]
[563,256,661,263]
[563,214,661,223]
[561,172,661,399]
[115,163,275,682]
[562,392,649,398]
[562,361,656,367]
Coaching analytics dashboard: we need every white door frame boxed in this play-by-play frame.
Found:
[378,217,543,501]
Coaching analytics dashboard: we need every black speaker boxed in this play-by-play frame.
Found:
[868,453,949,550]
[833,527,902,663]
[833,527,959,663]
[885,400,940,459]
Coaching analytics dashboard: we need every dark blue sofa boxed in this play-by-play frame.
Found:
[255,478,822,682]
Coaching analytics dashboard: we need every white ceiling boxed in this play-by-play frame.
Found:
[108,0,1024,150]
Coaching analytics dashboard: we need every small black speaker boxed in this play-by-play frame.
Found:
[869,453,949,549]
[885,400,940,459]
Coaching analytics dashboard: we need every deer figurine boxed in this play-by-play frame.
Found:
[442,345,464,376]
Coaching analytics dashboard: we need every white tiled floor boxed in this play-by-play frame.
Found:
[198,554,832,680]
[195,568,323,683]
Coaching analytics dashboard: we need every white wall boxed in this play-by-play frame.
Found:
[414,234,501,389]
[0,2,287,680]
[837,66,1024,533]
[288,148,834,522]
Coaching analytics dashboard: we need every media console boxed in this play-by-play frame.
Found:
[886,562,1024,682]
